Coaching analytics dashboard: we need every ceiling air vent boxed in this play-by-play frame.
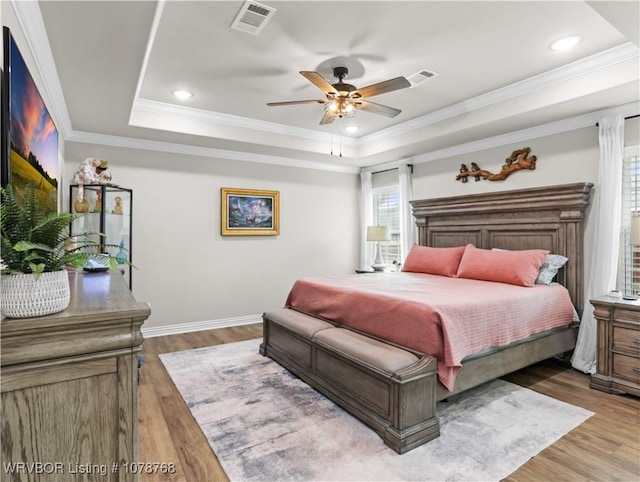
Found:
[407,69,439,87]
[230,1,276,35]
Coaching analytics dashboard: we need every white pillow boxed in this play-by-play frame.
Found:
[536,253,568,285]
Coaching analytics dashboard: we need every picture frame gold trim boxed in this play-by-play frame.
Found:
[221,187,280,236]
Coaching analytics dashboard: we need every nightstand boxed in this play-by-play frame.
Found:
[590,296,640,397]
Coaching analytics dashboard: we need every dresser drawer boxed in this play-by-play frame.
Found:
[613,308,640,324]
[612,326,640,353]
[612,353,640,382]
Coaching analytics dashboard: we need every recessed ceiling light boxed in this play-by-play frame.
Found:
[550,36,581,52]
[172,89,193,100]
[345,125,358,133]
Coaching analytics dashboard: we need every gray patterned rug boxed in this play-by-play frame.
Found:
[160,338,593,482]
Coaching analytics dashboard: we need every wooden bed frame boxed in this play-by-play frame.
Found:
[411,182,593,399]
[261,182,593,451]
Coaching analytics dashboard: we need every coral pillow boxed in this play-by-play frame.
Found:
[457,244,549,286]
[402,244,466,277]
[493,249,569,285]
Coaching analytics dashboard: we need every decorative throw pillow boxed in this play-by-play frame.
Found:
[457,244,549,286]
[402,244,466,277]
[536,253,569,285]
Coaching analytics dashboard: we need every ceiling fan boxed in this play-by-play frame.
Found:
[267,66,411,125]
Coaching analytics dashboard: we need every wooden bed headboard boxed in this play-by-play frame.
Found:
[410,183,594,313]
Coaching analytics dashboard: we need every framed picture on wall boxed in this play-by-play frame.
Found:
[2,26,59,213]
[221,187,280,236]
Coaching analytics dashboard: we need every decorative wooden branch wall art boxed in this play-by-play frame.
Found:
[456,147,537,182]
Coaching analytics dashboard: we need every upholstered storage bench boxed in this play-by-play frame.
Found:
[259,308,440,453]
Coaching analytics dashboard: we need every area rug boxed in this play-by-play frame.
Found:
[160,338,593,482]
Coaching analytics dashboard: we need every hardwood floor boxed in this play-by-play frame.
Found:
[139,324,640,482]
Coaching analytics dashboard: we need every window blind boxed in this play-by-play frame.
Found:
[620,155,640,296]
[373,187,401,265]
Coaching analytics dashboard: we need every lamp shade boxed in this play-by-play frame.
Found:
[367,225,391,242]
[631,216,640,245]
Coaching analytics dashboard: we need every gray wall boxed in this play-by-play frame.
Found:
[64,143,360,330]
[412,119,639,200]
[412,127,600,199]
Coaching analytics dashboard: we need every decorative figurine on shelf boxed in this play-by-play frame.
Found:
[470,162,482,181]
[74,197,89,213]
[115,239,128,265]
[458,164,469,183]
[112,196,123,215]
[73,158,112,186]
[93,190,102,213]
[72,158,114,210]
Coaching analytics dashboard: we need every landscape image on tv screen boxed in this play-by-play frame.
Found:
[6,28,58,212]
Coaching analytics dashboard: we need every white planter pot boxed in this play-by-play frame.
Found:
[1,270,71,318]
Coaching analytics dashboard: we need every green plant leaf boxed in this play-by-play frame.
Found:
[28,262,45,276]
[1,183,130,275]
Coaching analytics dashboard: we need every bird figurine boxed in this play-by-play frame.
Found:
[470,162,481,181]
[459,164,469,183]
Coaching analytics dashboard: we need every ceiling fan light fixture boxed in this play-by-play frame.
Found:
[268,67,411,125]
[550,35,581,51]
[343,101,355,114]
[325,98,356,118]
[172,89,193,100]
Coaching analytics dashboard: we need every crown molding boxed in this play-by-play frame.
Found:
[132,97,353,145]
[10,0,73,138]
[364,102,640,172]
[132,41,638,153]
[67,130,361,174]
[408,102,640,165]
[360,42,640,146]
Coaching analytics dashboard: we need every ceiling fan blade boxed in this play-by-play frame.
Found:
[352,76,411,99]
[300,71,338,95]
[319,110,336,125]
[356,100,402,118]
[267,99,326,106]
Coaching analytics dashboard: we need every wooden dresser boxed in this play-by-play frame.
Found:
[1,272,151,481]
[590,296,640,397]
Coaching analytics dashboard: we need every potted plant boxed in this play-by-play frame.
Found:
[1,183,122,318]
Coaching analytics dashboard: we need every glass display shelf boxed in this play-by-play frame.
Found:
[69,184,133,288]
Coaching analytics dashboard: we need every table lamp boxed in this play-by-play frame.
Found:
[367,225,391,271]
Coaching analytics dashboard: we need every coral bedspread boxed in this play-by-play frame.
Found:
[285,272,576,391]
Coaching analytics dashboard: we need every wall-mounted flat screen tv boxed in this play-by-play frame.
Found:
[1,26,58,213]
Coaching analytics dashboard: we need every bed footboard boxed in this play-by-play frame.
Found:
[260,308,440,454]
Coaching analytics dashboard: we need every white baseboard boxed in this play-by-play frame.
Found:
[141,314,262,338]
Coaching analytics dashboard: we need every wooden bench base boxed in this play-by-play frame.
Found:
[260,309,440,454]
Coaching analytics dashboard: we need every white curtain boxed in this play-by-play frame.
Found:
[359,171,374,271]
[571,115,624,373]
[398,163,415,262]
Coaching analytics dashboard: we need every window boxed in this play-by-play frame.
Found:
[621,154,640,296]
[372,187,401,265]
